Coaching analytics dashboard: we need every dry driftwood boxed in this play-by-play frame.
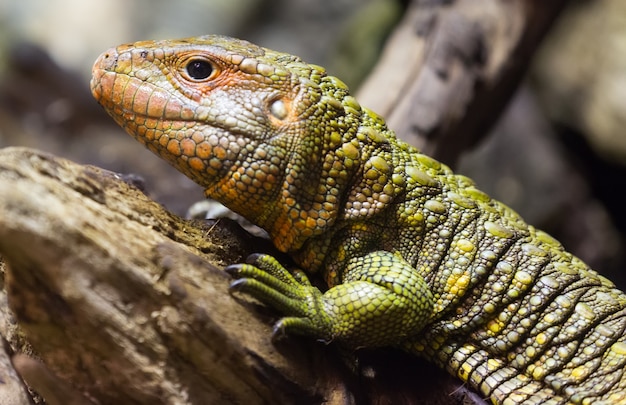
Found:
[0,147,337,404]
[0,147,486,405]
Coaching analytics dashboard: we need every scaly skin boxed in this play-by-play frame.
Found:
[91,35,626,404]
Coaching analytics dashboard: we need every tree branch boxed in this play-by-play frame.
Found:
[357,0,568,166]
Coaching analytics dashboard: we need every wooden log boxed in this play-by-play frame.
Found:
[0,147,485,404]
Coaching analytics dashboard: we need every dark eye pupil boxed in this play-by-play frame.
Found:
[186,60,213,80]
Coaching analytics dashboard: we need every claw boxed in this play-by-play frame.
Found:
[228,278,247,292]
[228,278,248,294]
[246,253,264,264]
[271,321,288,342]
[224,263,244,276]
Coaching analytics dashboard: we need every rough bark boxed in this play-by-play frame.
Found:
[0,147,484,404]
[0,147,332,404]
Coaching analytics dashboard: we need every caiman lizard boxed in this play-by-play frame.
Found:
[90,35,626,405]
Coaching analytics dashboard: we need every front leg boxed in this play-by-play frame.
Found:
[226,251,434,348]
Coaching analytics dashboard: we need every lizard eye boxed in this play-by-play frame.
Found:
[184,58,217,81]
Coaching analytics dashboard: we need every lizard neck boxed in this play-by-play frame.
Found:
[208,75,404,253]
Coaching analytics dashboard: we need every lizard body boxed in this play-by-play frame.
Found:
[91,35,626,404]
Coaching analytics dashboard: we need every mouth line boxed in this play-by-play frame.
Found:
[118,108,198,123]
[116,107,262,146]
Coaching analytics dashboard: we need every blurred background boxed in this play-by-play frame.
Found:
[1,0,625,286]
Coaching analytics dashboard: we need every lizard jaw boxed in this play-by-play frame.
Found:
[91,47,261,192]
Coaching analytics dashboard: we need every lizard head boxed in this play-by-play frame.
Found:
[91,35,369,252]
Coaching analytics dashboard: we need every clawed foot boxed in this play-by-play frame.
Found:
[225,254,333,341]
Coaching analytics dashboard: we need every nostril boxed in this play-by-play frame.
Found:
[94,47,119,71]
[91,47,121,101]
